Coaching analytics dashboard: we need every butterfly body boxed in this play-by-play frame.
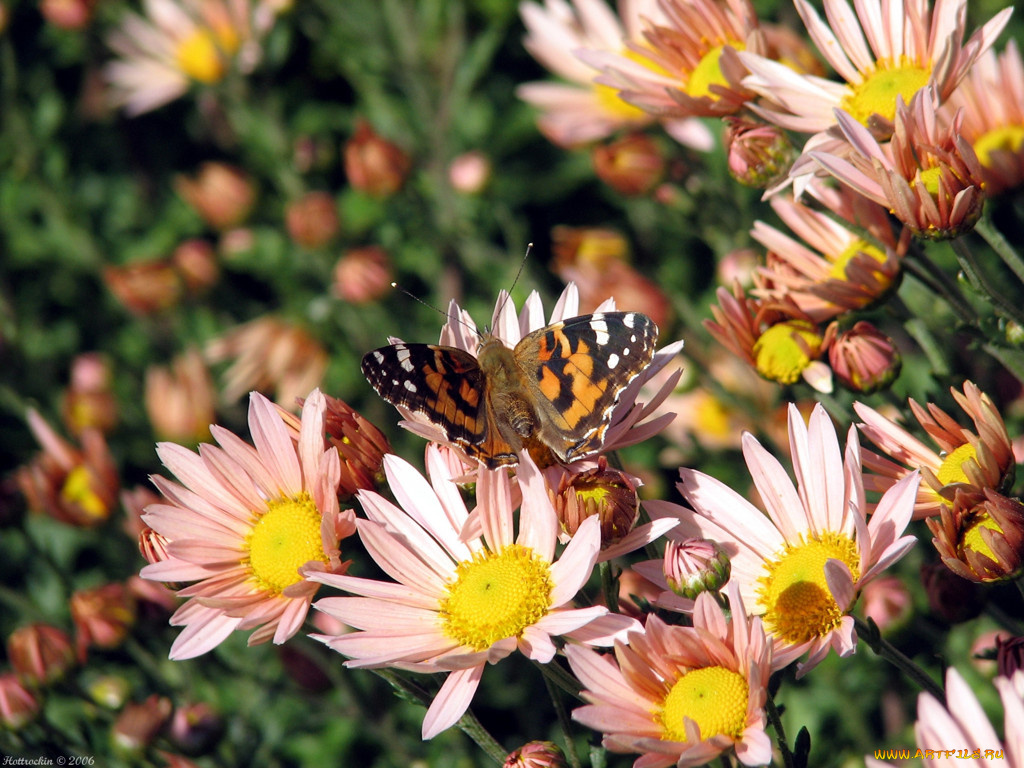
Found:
[362,312,658,468]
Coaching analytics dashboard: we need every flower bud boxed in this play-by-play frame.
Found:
[112,695,172,752]
[40,0,97,29]
[550,458,639,545]
[175,163,256,230]
[285,191,340,249]
[344,120,410,197]
[503,741,567,768]
[168,702,223,754]
[86,674,131,709]
[0,674,40,730]
[919,561,984,623]
[996,635,1024,679]
[321,395,391,497]
[724,117,794,188]
[71,583,137,657]
[104,259,183,315]
[144,348,216,443]
[62,353,118,436]
[171,239,219,295]
[7,624,75,687]
[448,151,491,194]
[332,246,393,304]
[591,133,665,196]
[860,575,911,632]
[663,538,731,599]
[827,321,901,394]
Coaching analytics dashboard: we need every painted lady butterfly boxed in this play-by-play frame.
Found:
[361,312,658,468]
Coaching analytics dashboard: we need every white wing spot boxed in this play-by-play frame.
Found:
[396,347,416,372]
[403,380,417,393]
[623,313,636,329]
[630,334,637,343]
[622,347,630,357]
[391,379,400,386]
[590,319,610,345]
[373,351,385,364]
[607,352,620,369]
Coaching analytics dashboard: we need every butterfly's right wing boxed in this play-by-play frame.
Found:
[360,343,517,467]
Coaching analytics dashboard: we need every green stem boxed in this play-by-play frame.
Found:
[765,691,795,768]
[540,663,583,768]
[951,237,1024,329]
[853,616,944,700]
[536,657,586,702]
[975,216,1024,286]
[599,561,617,614]
[902,246,976,324]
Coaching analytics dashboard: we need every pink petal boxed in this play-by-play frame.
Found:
[422,665,483,739]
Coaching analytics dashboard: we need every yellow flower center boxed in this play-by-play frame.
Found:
[973,125,1024,169]
[960,512,1002,563]
[840,58,931,125]
[827,239,888,281]
[695,394,732,440]
[61,466,108,519]
[686,43,744,101]
[246,492,327,594]
[757,532,861,645]
[936,442,976,486]
[659,666,749,742]
[752,320,823,385]
[594,48,662,120]
[440,544,553,651]
[176,28,227,84]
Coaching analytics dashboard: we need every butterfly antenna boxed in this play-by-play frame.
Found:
[493,242,534,321]
[389,282,482,338]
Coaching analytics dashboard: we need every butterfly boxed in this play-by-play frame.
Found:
[361,311,658,468]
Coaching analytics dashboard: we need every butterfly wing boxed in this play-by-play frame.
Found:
[515,312,658,463]
[361,343,518,467]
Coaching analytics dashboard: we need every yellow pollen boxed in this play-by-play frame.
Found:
[752,321,823,385]
[60,466,107,519]
[659,666,749,742]
[440,544,553,651]
[840,59,931,125]
[575,485,611,507]
[827,239,888,281]
[757,532,860,645]
[594,48,664,120]
[960,513,1002,563]
[973,125,1024,169]
[936,443,976,486]
[686,43,744,101]
[176,28,227,83]
[913,165,947,197]
[246,492,327,595]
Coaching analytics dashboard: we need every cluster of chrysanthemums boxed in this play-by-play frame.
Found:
[15,283,1024,765]
[520,0,1023,402]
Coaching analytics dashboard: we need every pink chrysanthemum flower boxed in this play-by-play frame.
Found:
[566,584,773,767]
[309,447,639,739]
[516,0,713,149]
[854,381,1015,520]
[582,0,763,120]
[751,182,905,322]
[741,0,1011,135]
[383,283,685,472]
[647,403,920,673]
[812,87,986,240]
[105,0,273,115]
[141,390,355,660]
[866,668,1024,768]
[943,41,1024,196]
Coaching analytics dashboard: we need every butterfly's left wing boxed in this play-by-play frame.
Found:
[515,312,658,463]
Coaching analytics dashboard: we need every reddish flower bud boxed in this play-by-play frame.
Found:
[591,133,665,196]
[175,163,256,230]
[285,191,340,249]
[6,624,75,687]
[344,120,410,197]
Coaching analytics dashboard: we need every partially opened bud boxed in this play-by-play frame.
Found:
[551,458,639,545]
[663,538,731,599]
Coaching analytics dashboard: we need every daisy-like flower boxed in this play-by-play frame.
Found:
[141,390,355,660]
[384,282,684,472]
[812,87,986,240]
[309,447,639,739]
[751,183,905,322]
[943,41,1024,196]
[105,0,272,116]
[516,0,713,149]
[705,283,833,393]
[866,668,1024,768]
[739,0,1011,137]
[583,0,763,120]
[647,403,920,673]
[854,380,1015,520]
[565,584,773,767]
